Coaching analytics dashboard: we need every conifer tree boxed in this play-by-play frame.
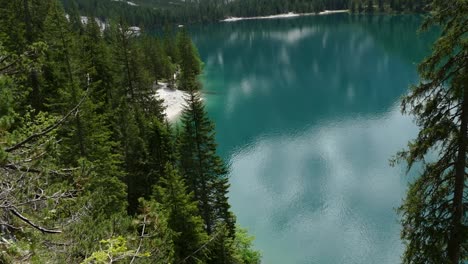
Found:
[154,163,209,263]
[1,1,260,262]
[109,19,165,213]
[141,36,173,83]
[147,118,174,193]
[135,198,176,263]
[80,17,116,112]
[178,82,235,236]
[176,29,202,91]
[43,1,127,213]
[394,0,468,263]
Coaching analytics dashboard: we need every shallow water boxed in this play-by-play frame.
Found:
[191,14,435,264]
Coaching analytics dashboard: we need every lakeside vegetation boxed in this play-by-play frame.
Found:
[0,0,260,263]
[61,0,430,29]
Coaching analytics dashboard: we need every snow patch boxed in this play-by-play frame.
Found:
[111,0,139,6]
[126,26,141,36]
[80,16,107,31]
[221,10,348,22]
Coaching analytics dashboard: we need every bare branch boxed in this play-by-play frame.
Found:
[5,89,89,153]
[130,215,147,264]
[178,229,221,264]
[9,208,62,234]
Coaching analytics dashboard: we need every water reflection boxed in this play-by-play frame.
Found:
[194,15,428,157]
[229,106,417,264]
[190,14,435,264]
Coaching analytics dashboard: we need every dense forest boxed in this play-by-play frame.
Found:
[0,0,260,263]
[61,0,430,29]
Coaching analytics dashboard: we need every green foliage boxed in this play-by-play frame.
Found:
[394,0,468,263]
[81,236,149,264]
[134,198,175,263]
[0,76,14,163]
[154,163,209,263]
[61,0,431,29]
[176,29,202,91]
[0,1,259,263]
[231,227,262,264]
[179,88,235,236]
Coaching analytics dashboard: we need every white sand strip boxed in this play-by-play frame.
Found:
[221,10,348,22]
[156,83,188,122]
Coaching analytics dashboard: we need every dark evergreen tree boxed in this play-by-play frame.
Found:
[394,0,468,263]
[154,163,209,263]
[179,82,235,236]
[147,118,174,195]
[176,29,202,91]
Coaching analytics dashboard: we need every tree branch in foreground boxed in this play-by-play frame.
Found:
[5,89,89,153]
[10,208,62,234]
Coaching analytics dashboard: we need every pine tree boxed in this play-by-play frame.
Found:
[141,36,173,83]
[43,1,127,212]
[154,163,209,263]
[135,198,176,263]
[81,17,116,112]
[108,19,165,213]
[178,82,235,236]
[176,29,202,91]
[394,1,468,263]
[146,118,174,195]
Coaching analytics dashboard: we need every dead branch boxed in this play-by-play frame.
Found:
[130,215,147,264]
[9,208,62,234]
[5,89,89,153]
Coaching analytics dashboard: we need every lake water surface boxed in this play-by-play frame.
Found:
[191,14,435,264]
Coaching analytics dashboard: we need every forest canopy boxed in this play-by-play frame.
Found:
[0,0,260,263]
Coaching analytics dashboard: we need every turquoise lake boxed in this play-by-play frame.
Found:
[190,14,435,264]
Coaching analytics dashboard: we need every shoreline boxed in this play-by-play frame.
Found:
[221,10,349,22]
[155,82,205,122]
[155,82,188,122]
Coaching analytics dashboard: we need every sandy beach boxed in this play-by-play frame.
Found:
[155,82,188,122]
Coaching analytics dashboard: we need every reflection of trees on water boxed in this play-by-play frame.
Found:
[189,14,435,157]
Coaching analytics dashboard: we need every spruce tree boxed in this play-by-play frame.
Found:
[176,29,202,91]
[147,118,174,193]
[154,163,209,263]
[178,82,235,236]
[81,18,116,112]
[394,0,468,263]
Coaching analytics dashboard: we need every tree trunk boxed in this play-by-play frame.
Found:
[447,83,468,263]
